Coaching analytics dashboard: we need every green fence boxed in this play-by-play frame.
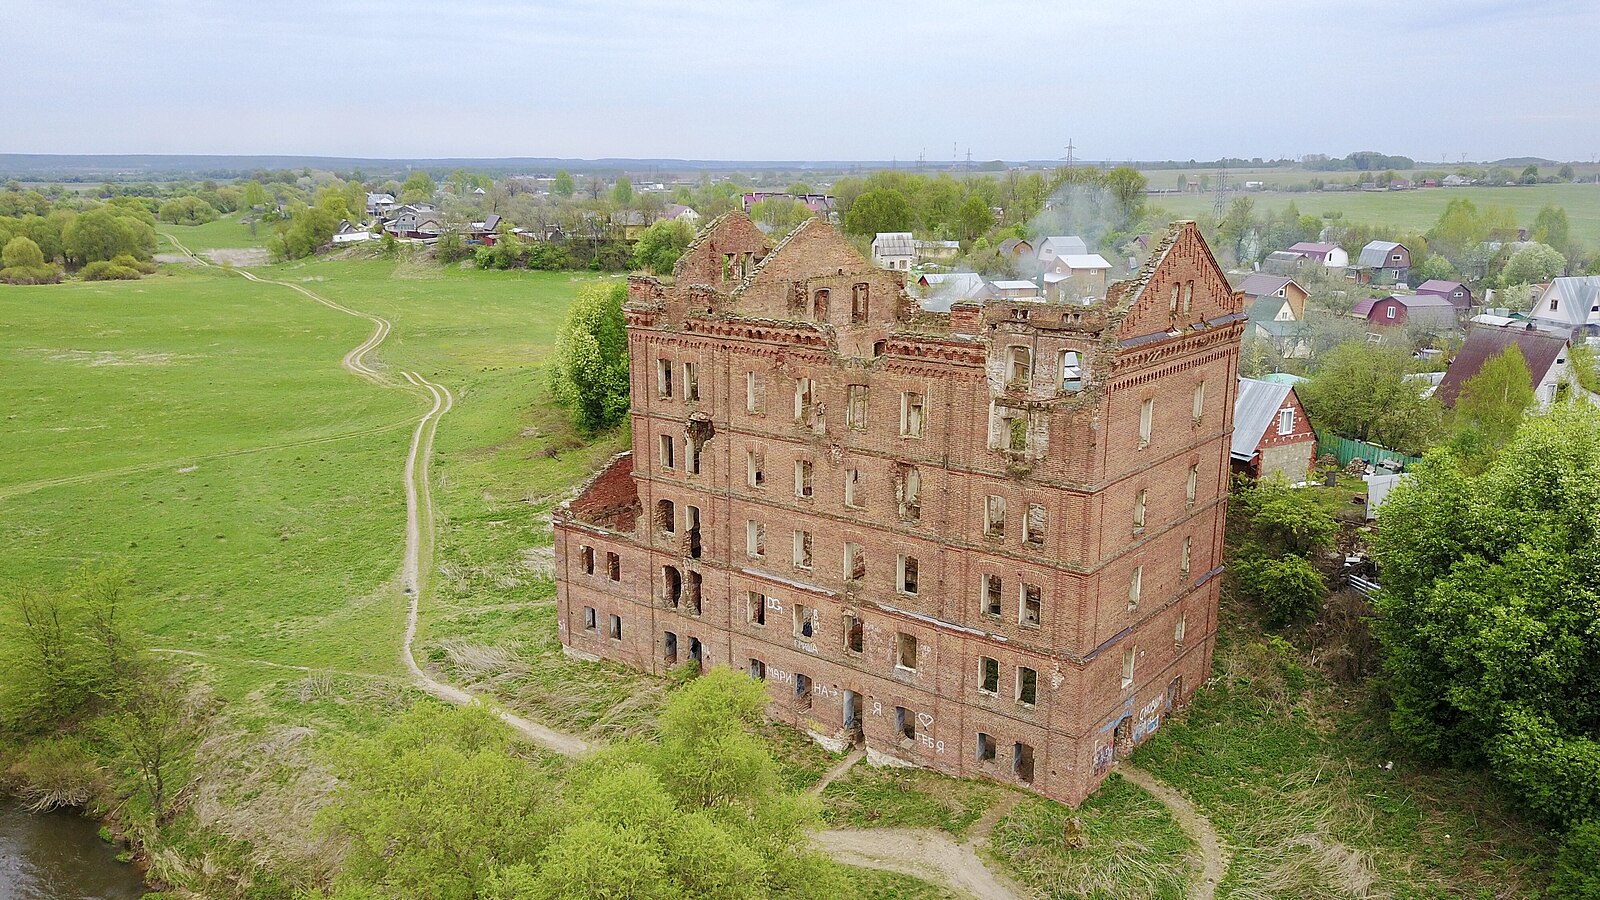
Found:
[1318,434,1421,470]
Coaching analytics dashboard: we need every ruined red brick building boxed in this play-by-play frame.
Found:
[553,213,1244,804]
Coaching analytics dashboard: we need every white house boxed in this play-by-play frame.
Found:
[1435,324,1574,409]
[1526,276,1600,339]
[871,232,916,271]
[1287,241,1350,269]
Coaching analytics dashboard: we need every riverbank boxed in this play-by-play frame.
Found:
[0,797,147,898]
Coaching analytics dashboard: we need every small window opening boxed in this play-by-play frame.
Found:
[895,706,915,742]
[846,542,867,583]
[793,530,813,569]
[984,574,1003,617]
[1024,503,1046,546]
[1139,398,1154,447]
[1008,346,1032,389]
[980,657,999,693]
[1121,647,1135,689]
[901,392,925,437]
[896,463,921,521]
[1186,465,1199,506]
[845,469,864,508]
[793,604,816,641]
[748,590,766,626]
[1021,583,1041,627]
[657,499,675,534]
[1181,536,1193,576]
[896,632,918,671]
[748,658,766,680]
[607,614,622,640]
[1134,489,1147,530]
[582,606,597,631]
[795,673,812,707]
[606,552,620,582]
[689,637,703,666]
[746,520,765,558]
[813,288,829,321]
[683,361,700,402]
[898,555,919,595]
[1013,742,1035,783]
[847,385,869,430]
[985,495,1006,539]
[794,377,815,423]
[977,732,996,763]
[795,459,814,498]
[686,505,702,559]
[579,545,595,575]
[1129,566,1142,611]
[662,565,682,608]
[852,283,869,323]
[663,632,678,664]
[686,570,702,615]
[844,614,863,653]
[1059,350,1082,392]
[746,448,764,487]
[1017,667,1037,706]
[657,357,674,399]
[659,433,675,470]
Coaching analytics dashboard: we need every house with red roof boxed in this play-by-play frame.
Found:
[1415,279,1473,310]
[1436,325,1574,409]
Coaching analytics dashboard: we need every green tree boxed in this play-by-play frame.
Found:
[1231,549,1326,627]
[321,703,552,899]
[2,235,45,269]
[1104,166,1148,230]
[1450,344,1535,467]
[610,176,634,210]
[239,179,268,211]
[1299,343,1442,454]
[1532,204,1571,253]
[0,566,142,732]
[549,283,630,434]
[62,206,156,266]
[632,218,695,275]
[400,170,436,203]
[1521,164,1540,184]
[955,194,995,243]
[553,170,575,197]
[94,665,202,818]
[841,188,913,236]
[1552,820,1600,899]
[1415,253,1457,282]
[750,197,810,234]
[1501,242,1567,285]
[1371,405,1600,825]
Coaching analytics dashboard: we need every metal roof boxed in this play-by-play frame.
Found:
[1531,276,1600,329]
[1232,378,1297,461]
[1358,241,1405,268]
[1435,324,1570,408]
[1238,273,1297,298]
[1059,253,1111,269]
[872,232,915,256]
[1038,236,1088,257]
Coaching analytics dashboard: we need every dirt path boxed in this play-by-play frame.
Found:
[1120,764,1230,900]
[818,828,1024,900]
[807,748,865,796]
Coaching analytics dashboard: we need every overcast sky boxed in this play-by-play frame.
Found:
[3,0,1596,162]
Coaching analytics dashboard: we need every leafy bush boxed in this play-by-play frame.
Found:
[526,242,571,271]
[80,260,145,280]
[1552,820,1600,899]
[631,219,694,274]
[0,235,62,283]
[549,282,630,434]
[1230,545,1326,627]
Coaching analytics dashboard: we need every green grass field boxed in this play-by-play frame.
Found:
[157,213,271,252]
[1147,181,1600,237]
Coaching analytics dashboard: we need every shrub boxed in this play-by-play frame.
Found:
[1231,544,1326,626]
[81,260,145,281]
[5,736,103,811]
[1552,821,1600,899]
[109,253,156,274]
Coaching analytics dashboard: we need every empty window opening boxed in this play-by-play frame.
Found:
[746,520,765,558]
[685,438,701,475]
[1007,413,1028,452]
[686,506,702,559]
[985,494,1006,539]
[843,691,861,730]
[980,656,1000,693]
[1139,398,1154,447]
[896,632,918,671]
[689,637,703,667]
[579,545,595,575]
[793,604,817,642]
[795,459,814,498]
[1017,667,1038,706]
[748,591,767,626]
[895,464,921,521]
[851,283,869,323]
[1013,742,1035,783]
[656,358,674,399]
[1060,350,1082,392]
[1187,465,1199,506]
[845,469,864,508]
[901,392,925,437]
[795,673,812,708]
[895,706,915,742]
[845,542,867,583]
[657,499,676,534]
[582,606,597,632]
[873,339,887,358]
[984,574,1003,617]
[1192,381,1206,421]
[1181,536,1193,576]
[683,361,700,402]
[793,530,813,569]
[847,385,869,431]
[844,614,863,653]
[1134,490,1147,530]
[746,371,762,414]
[606,552,620,582]
[1121,647,1135,689]
[662,565,682,608]
[659,433,675,470]
[1008,346,1032,389]
[977,732,996,763]
[686,570,702,615]
[1129,566,1143,611]
[746,448,765,487]
[663,632,678,664]
[898,555,919,595]
[813,288,830,321]
[1182,280,1193,313]
[794,377,816,423]
[1021,583,1042,627]
[607,614,622,641]
[1025,503,1047,546]
[748,658,766,680]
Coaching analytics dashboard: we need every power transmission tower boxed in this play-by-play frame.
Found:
[1063,138,1076,170]
[965,147,972,171]
[1212,171,1229,218]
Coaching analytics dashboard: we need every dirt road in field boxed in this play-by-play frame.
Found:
[1121,765,1230,900]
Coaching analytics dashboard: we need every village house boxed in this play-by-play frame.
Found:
[915,239,961,264]
[365,192,397,218]
[1353,293,1457,329]
[382,204,444,239]
[1414,279,1473,310]
[871,233,916,271]
[1287,241,1349,269]
[1040,253,1112,301]
[1435,325,1573,408]
[553,213,1243,806]
[987,279,1043,301]
[997,238,1034,260]
[1524,276,1600,339]
[1231,377,1316,481]
[665,204,702,226]
[1237,274,1308,320]
[1262,250,1307,276]
[1035,235,1089,264]
[1353,240,1411,285]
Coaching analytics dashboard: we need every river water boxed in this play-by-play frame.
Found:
[0,799,147,899]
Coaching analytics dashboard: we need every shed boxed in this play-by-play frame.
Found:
[1232,377,1317,482]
